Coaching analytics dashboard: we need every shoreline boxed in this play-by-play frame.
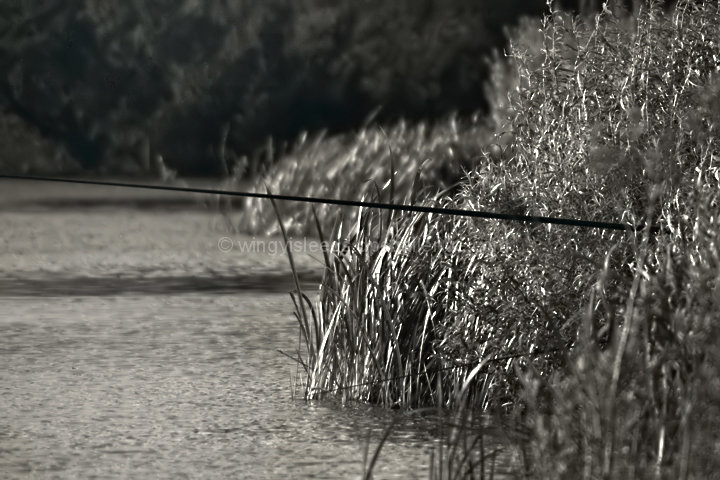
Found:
[0,177,248,212]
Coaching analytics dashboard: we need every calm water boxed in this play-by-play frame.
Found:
[0,184,442,479]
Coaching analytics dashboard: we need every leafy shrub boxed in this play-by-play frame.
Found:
[286,1,720,476]
[0,111,78,174]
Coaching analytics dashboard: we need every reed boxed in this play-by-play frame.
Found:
[271,0,720,477]
[236,117,493,236]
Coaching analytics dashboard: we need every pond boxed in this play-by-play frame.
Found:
[0,182,451,479]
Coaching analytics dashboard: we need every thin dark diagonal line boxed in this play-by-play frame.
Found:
[0,175,654,393]
[0,174,658,232]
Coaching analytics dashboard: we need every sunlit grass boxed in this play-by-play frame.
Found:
[236,116,494,236]
[269,0,720,478]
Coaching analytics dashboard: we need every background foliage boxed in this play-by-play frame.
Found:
[0,0,553,175]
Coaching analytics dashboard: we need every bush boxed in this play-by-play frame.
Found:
[284,1,720,477]
[0,111,79,174]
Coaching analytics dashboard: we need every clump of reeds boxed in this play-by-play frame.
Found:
[237,117,493,236]
[278,0,720,477]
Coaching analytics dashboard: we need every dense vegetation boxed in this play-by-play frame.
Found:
[264,1,720,477]
[0,0,554,175]
[4,0,717,477]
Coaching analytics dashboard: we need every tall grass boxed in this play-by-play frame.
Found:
[237,117,493,236]
[271,0,720,477]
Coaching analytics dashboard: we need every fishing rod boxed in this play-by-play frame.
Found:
[0,173,659,233]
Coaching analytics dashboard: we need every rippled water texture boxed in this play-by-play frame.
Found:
[0,182,439,479]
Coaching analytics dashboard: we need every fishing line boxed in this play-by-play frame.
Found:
[0,174,659,233]
[1,174,651,397]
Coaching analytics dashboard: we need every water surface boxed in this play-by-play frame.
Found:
[0,185,440,479]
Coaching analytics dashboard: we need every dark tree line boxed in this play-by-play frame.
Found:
[0,0,650,175]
